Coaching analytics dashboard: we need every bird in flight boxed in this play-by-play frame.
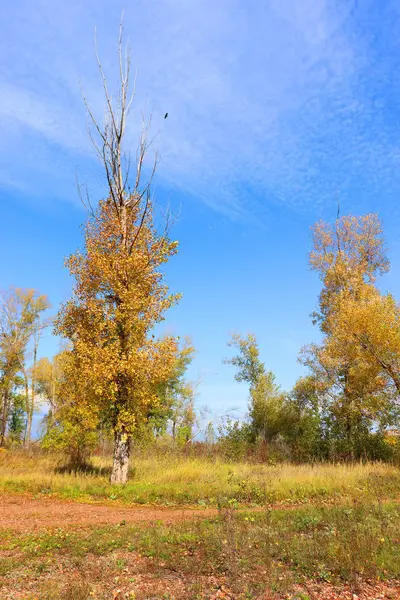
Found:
[164,112,168,119]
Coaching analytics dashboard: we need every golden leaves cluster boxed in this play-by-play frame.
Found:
[308,213,400,420]
[55,197,181,435]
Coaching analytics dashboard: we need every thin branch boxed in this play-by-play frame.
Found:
[94,27,119,141]
[79,21,164,259]
[75,172,96,219]
[185,408,242,445]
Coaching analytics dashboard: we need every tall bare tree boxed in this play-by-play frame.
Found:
[56,25,180,484]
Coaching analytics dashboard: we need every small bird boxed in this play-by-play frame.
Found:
[164,112,168,119]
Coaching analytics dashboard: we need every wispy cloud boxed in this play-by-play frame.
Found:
[1,0,400,219]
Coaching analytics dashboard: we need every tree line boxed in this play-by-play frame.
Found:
[0,289,50,449]
[221,214,400,463]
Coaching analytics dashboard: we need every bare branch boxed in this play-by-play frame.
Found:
[94,27,119,141]
[185,407,242,445]
[78,21,167,260]
[75,172,96,219]
[80,82,108,147]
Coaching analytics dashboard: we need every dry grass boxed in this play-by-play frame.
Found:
[0,450,399,506]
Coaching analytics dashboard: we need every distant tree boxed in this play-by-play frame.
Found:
[225,333,289,443]
[35,354,66,415]
[149,339,195,440]
[0,288,49,447]
[224,333,265,388]
[173,395,196,445]
[7,392,25,444]
[205,421,216,445]
[24,303,51,450]
[40,350,99,468]
[218,417,252,461]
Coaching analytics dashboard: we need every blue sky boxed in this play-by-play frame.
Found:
[2,0,400,429]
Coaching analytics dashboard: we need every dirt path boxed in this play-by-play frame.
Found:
[2,493,397,533]
[0,494,223,532]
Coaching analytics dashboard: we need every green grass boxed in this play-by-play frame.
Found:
[1,503,400,598]
[1,450,400,506]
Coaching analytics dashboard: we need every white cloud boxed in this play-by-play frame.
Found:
[1,0,399,218]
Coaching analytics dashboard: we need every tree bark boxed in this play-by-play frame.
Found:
[0,389,9,447]
[25,410,33,452]
[22,370,30,449]
[26,342,38,452]
[110,430,130,484]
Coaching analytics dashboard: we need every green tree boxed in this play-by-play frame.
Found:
[7,392,26,444]
[287,375,326,461]
[225,333,289,443]
[225,333,265,387]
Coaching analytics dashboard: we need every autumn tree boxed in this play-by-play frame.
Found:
[297,343,380,459]
[149,339,195,441]
[55,29,180,484]
[330,288,400,396]
[0,288,49,447]
[40,350,99,469]
[35,353,66,415]
[301,213,399,459]
[309,214,389,333]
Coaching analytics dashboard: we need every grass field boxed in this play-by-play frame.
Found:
[1,451,400,598]
[1,450,400,507]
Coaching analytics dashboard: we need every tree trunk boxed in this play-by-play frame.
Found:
[25,410,33,452]
[0,389,9,447]
[110,430,130,484]
[22,370,30,449]
[26,342,38,452]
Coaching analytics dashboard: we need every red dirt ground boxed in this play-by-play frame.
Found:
[1,495,400,598]
[0,494,219,531]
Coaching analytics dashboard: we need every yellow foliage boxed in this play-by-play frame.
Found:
[304,213,399,437]
[55,197,180,439]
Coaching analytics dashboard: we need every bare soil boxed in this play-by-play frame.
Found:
[1,493,399,532]
[0,494,218,532]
